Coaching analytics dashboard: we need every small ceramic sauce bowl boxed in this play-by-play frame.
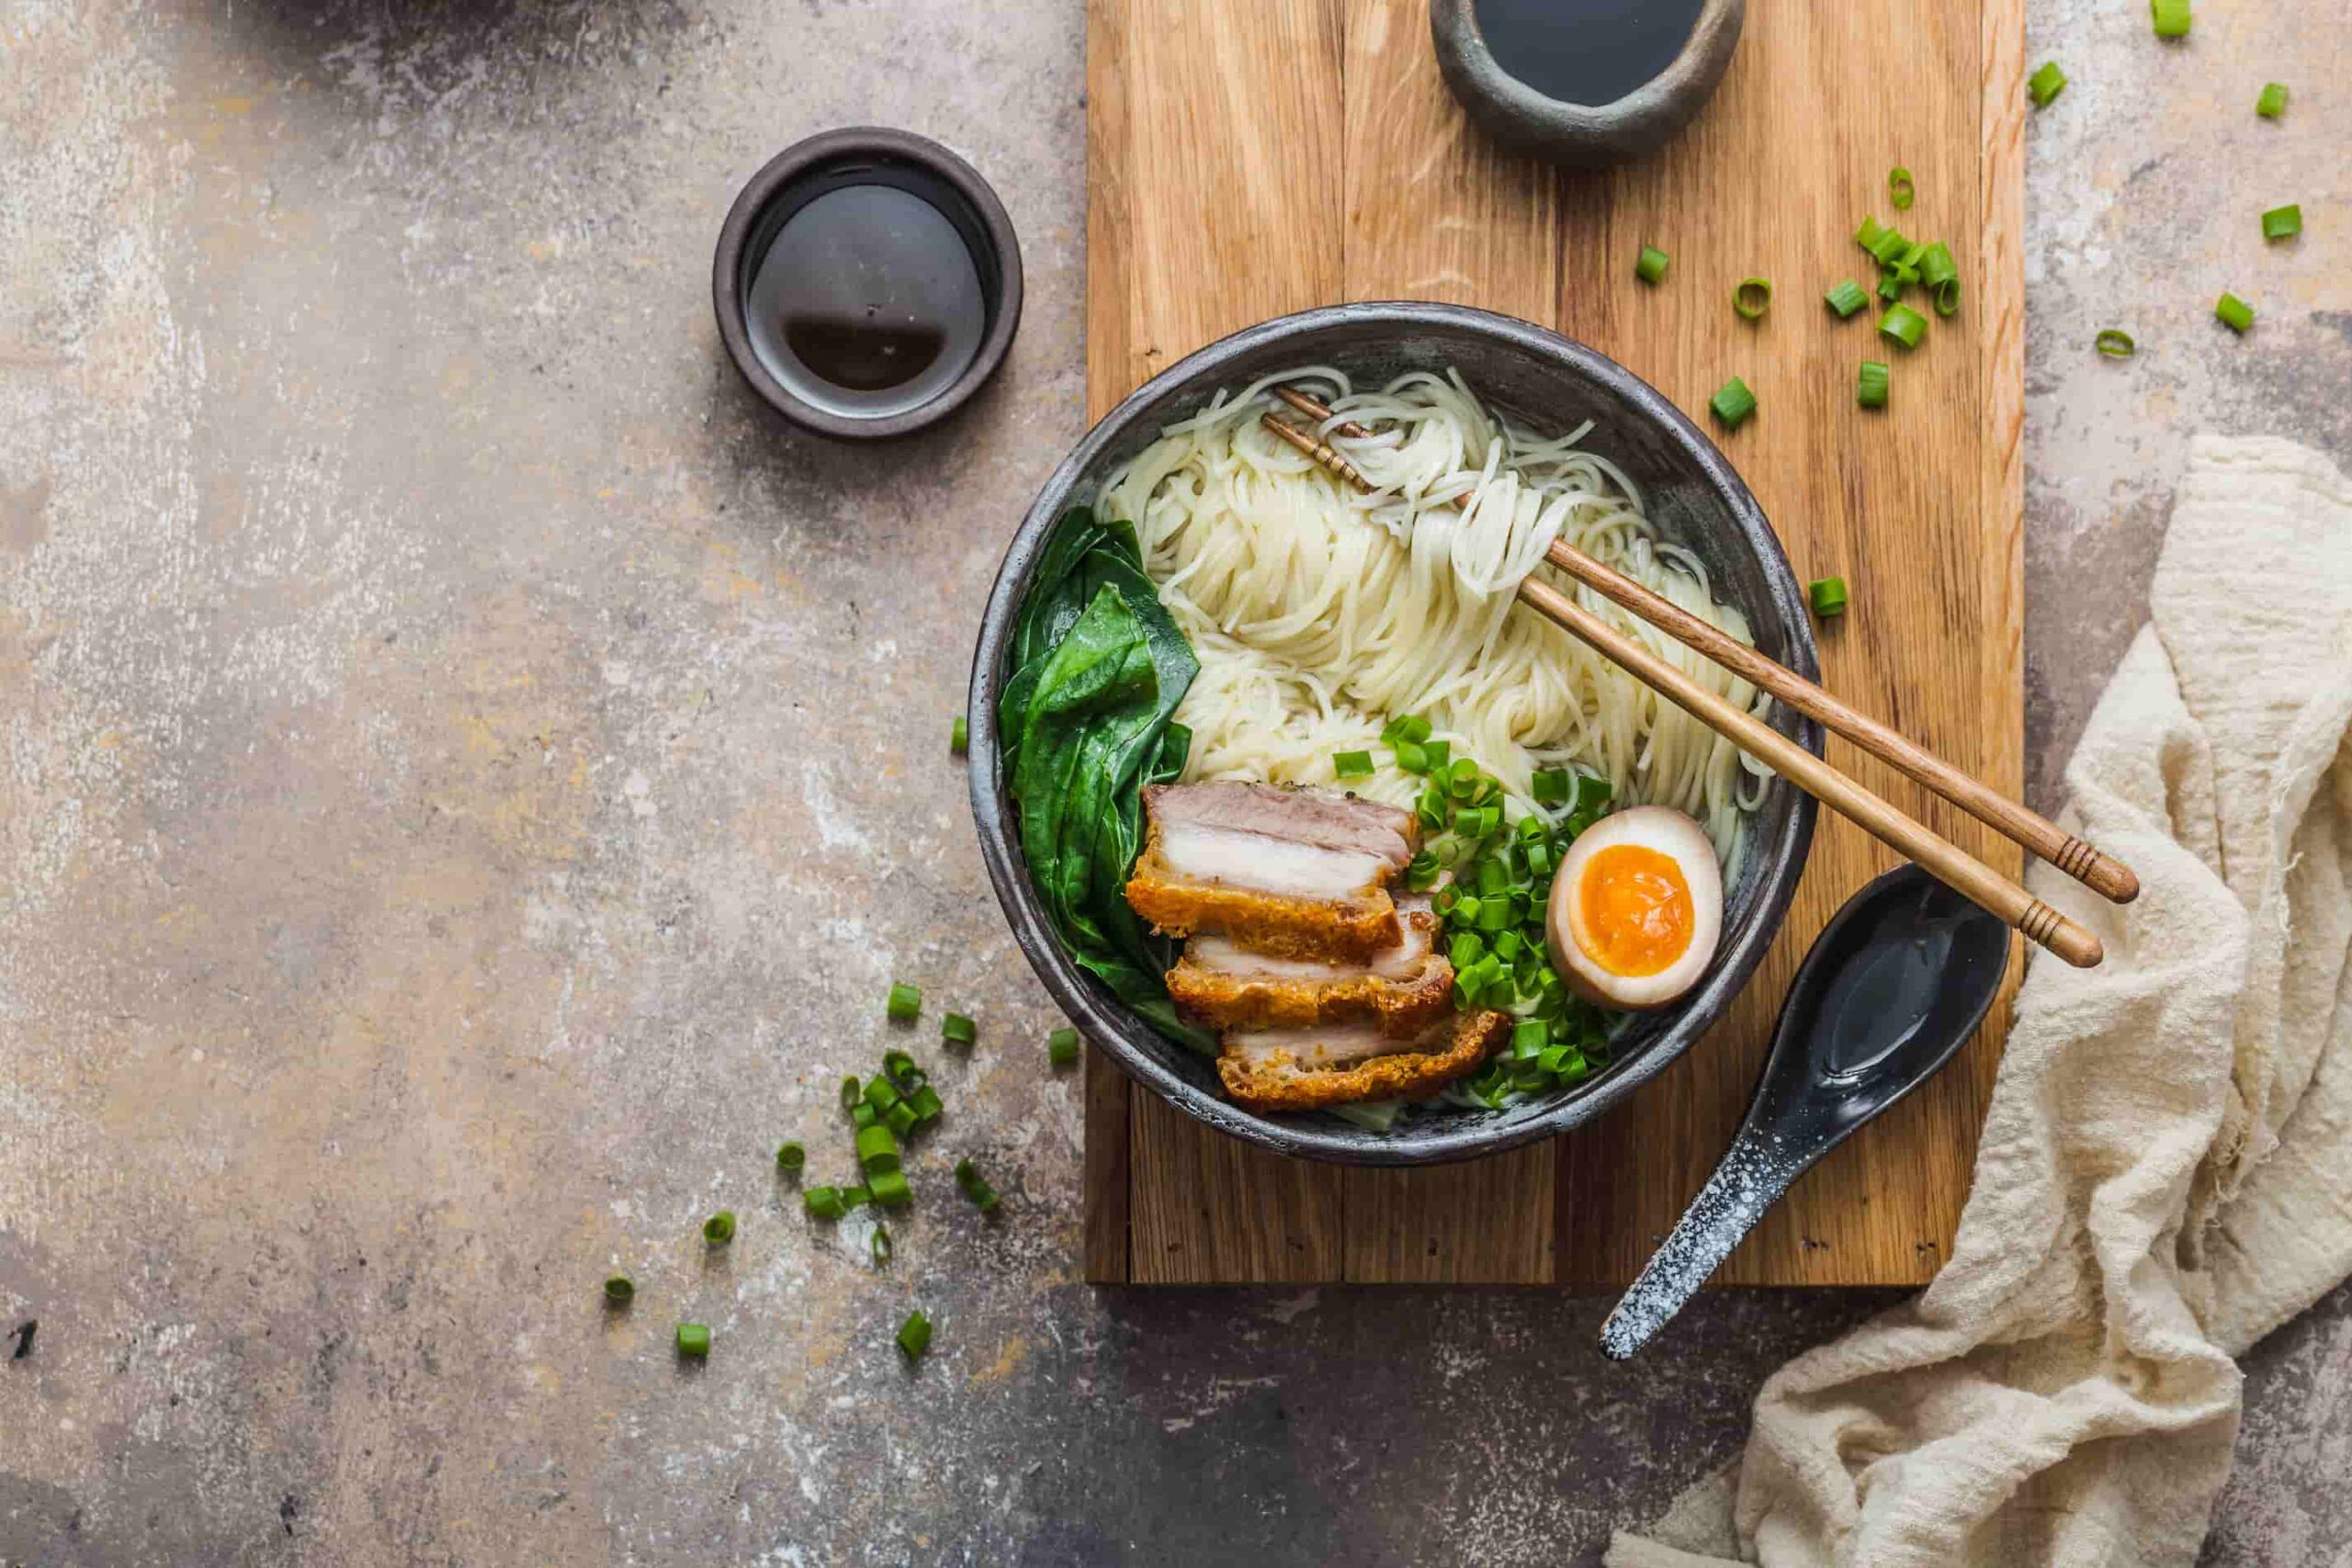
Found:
[712,128,1023,440]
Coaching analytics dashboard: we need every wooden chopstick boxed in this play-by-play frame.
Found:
[1258,406,2105,970]
[1270,387,2139,908]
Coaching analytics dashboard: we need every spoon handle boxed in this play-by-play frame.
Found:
[1600,1136,1808,1359]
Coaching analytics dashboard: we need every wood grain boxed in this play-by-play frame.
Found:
[1085,0,2026,1285]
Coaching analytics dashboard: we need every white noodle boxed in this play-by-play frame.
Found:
[1101,367,1772,873]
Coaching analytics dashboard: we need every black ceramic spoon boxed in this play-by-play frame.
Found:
[1600,863,2013,1359]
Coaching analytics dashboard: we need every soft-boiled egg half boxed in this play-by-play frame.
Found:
[1545,806,1724,1010]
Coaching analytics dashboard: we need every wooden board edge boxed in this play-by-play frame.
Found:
[1081,0,1136,1286]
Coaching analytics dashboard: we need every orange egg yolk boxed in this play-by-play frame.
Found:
[1575,844,1695,976]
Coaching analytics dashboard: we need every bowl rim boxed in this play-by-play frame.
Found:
[710,126,1023,442]
[967,300,1820,1167]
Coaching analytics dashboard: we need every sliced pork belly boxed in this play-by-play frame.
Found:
[1168,899,1453,1036]
[1216,1009,1509,1113]
[1124,783,1419,962]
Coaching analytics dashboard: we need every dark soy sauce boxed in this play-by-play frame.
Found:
[1474,0,1709,107]
[742,180,987,420]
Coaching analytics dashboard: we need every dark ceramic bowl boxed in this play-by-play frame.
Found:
[712,127,1022,440]
[968,302,1820,1166]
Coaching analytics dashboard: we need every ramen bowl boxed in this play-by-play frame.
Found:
[968,302,1819,1166]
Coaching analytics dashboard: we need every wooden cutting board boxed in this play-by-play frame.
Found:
[1083,0,2025,1285]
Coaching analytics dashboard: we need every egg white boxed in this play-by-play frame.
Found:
[1545,806,1724,1010]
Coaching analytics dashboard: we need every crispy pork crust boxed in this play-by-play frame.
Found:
[1124,838,1402,961]
[1215,1009,1508,1113]
[1166,912,1453,1036]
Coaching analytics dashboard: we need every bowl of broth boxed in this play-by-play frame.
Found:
[713,128,1023,439]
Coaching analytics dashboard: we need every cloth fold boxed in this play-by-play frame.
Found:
[1610,434,2352,1568]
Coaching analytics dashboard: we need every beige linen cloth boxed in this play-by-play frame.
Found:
[1609,434,2352,1568]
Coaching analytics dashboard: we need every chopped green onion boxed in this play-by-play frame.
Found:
[2095,329,2136,358]
[1635,245,1670,285]
[864,1075,901,1114]
[1878,303,1928,350]
[603,1274,635,1306]
[1877,270,1909,302]
[956,1157,1002,1213]
[852,1101,877,1130]
[2261,204,2301,240]
[2256,82,2288,118]
[1445,756,1479,798]
[841,1184,872,1208]
[1866,225,1910,266]
[942,1012,977,1047]
[1855,215,1888,251]
[804,1185,847,1219]
[1733,277,1772,320]
[676,1322,710,1359]
[1888,167,1916,210]
[907,1084,944,1124]
[1403,851,1442,891]
[1531,768,1570,805]
[1393,739,1428,773]
[1421,739,1452,773]
[869,1168,912,1208]
[870,1224,892,1265]
[2029,61,2068,107]
[1047,1027,1080,1067]
[1931,278,1961,317]
[886,982,922,1021]
[856,1123,900,1175]
[776,1141,807,1173]
[949,716,968,754]
[1572,774,1612,814]
[897,1309,932,1360]
[1857,360,1890,409]
[2150,0,2189,37]
[1825,279,1870,319]
[703,1210,736,1246]
[883,1100,918,1138]
[1709,377,1757,430]
[1918,242,1956,288]
[1333,750,1374,778]
[1808,577,1849,618]
[840,1075,861,1113]
[1380,714,1431,746]
[884,1050,923,1091]
[2215,292,2256,333]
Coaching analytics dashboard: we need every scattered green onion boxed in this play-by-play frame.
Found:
[804,1185,848,1219]
[777,1141,807,1173]
[942,1012,977,1048]
[1732,277,1772,320]
[883,1050,923,1091]
[886,982,922,1021]
[897,1309,932,1360]
[603,1274,635,1306]
[949,716,968,754]
[1825,279,1870,319]
[1888,167,1916,210]
[1808,577,1850,618]
[2256,82,2288,118]
[870,1224,892,1265]
[676,1322,710,1359]
[1857,360,1890,409]
[2215,292,2256,333]
[907,1084,944,1124]
[1381,714,1431,746]
[852,1101,877,1130]
[1878,303,1928,350]
[883,1100,918,1138]
[1422,739,1452,773]
[2096,329,2136,358]
[703,1210,736,1246]
[2151,0,2189,38]
[841,1184,872,1208]
[1531,769,1572,805]
[1865,224,1910,267]
[1333,749,1374,778]
[1917,242,1959,317]
[1709,377,1757,430]
[2029,61,2068,107]
[2261,204,2301,241]
[1877,270,1909,302]
[1855,215,1889,251]
[856,1123,901,1175]
[869,1168,911,1208]
[864,1075,901,1114]
[1635,245,1670,284]
[1393,739,1427,773]
[956,1157,1002,1213]
[1047,1027,1080,1067]
[840,1075,861,1113]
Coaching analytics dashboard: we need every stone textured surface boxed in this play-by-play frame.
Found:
[0,1,2343,1563]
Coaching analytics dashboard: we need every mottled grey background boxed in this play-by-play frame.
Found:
[0,1,2344,1563]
